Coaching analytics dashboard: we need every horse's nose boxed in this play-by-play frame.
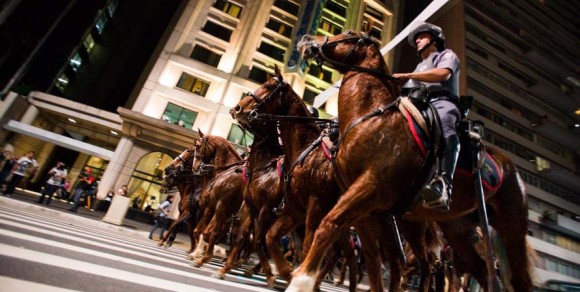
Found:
[301,34,311,42]
[230,105,241,118]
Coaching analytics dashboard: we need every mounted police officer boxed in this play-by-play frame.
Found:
[393,22,461,211]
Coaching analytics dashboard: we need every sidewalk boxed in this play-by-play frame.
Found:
[0,188,191,251]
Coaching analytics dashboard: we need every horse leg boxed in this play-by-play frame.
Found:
[375,215,405,292]
[287,176,379,292]
[488,174,532,292]
[438,217,487,288]
[264,211,299,284]
[189,207,213,259]
[356,218,385,292]
[194,214,219,267]
[213,205,254,279]
[400,221,434,292]
[186,214,197,253]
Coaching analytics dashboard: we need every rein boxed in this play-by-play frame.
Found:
[314,34,395,80]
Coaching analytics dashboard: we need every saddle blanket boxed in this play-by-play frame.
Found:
[404,110,503,192]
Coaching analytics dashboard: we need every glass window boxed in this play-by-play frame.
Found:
[176,72,210,96]
[248,66,271,83]
[127,152,173,211]
[213,0,242,18]
[190,45,222,67]
[95,14,108,34]
[228,123,254,146]
[161,102,198,129]
[325,1,346,17]
[303,88,318,105]
[308,65,333,83]
[273,0,299,15]
[202,21,233,42]
[107,0,118,17]
[365,5,384,21]
[70,53,83,72]
[265,17,293,38]
[319,19,342,35]
[56,73,69,92]
[257,41,285,61]
[83,34,95,53]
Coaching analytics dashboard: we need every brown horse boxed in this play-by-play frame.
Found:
[188,132,246,267]
[212,112,285,286]
[291,30,531,291]
[232,68,440,291]
[159,147,201,252]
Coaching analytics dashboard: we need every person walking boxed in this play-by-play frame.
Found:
[68,167,95,212]
[3,151,38,197]
[393,22,461,211]
[0,154,17,191]
[37,162,68,206]
[148,196,174,240]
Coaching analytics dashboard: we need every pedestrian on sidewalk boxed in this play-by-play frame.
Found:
[68,167,95,212]
[3,151,38,197]
[0,153,17,191]
[37,162,68,206]
[149,195,174,240]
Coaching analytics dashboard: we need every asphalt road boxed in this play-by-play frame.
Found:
[0,196,363,292]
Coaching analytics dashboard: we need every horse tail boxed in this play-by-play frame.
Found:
[525,238,539,286]
[424,221,443,252]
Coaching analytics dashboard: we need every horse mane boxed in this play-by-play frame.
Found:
[208,135,243,165]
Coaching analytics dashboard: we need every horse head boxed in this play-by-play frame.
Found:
[192,131,217,175]
[298,30,390,76]
[232,66,311,127]
[163,146,196,188]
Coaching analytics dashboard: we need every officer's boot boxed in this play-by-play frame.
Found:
[421,134,460,211]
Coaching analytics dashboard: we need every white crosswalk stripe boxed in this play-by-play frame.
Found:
[0,201,356,292]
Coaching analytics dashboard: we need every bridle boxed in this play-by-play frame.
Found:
[192,137,214,175]
[245,77,333,125]
[304,31,395,80]
[164,147,197,187]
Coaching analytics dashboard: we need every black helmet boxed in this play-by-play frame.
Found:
[307,105,319,118]
[407,22,445,51]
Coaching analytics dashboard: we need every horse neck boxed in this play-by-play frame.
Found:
[277,97,321,162]
[248,136,282,168]
[338,73,396,128]
[211,141,242,172]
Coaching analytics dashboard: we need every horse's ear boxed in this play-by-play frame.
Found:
[274,65,283,80]
[362,20,373,34]
[198,128,204,138]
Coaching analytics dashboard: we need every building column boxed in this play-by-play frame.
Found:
[97,135,134,200]
[19,104,39,124]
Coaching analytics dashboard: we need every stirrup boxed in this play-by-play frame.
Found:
[420,177,450,211]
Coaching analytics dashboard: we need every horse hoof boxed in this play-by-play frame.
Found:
[266,276,276,288]
[211,272,225,280]
[242,269,253,278]
[192,260,203,268]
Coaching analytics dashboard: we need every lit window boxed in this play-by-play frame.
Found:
[70,53,83,72]
[307,65,333,82]
[319,19,342,35]
[213,0,243,18]
[162,102,198,129]
[56,73,69,92]
[83,34,95,53]
[202,21,233,42]
[176,72,210,97]
[325,1,346,17]
[265,17,293,38]
[95,14,108,34]
[190,45,222,67]
[228,124,254,146]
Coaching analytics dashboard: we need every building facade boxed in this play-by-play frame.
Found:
[1,0,578,288]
